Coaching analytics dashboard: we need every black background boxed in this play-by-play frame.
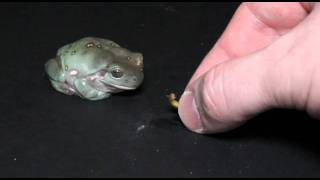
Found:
[0,2,320,178]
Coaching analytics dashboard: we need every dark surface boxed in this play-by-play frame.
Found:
[0,2,320,178]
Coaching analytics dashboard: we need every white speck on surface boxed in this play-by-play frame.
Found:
[189,171,193,175]
[161,5,177,12]
[155,149,160,153]
[137,124,146,132]
[13,158,17,161]
[193,141,198,145]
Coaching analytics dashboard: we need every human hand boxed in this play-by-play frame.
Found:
[178,2,320,134]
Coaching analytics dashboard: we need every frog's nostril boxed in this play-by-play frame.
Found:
[132,77,137,82]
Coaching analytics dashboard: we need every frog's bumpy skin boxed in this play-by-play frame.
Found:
[45,37,144,100]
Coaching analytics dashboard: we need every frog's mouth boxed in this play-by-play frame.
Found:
[82,72,132,93]
[87,79,135,93]
[106,83,136,90]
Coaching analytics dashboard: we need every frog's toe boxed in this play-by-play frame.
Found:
[86,92,111,101]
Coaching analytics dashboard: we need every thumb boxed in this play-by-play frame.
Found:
[178,50,275,134]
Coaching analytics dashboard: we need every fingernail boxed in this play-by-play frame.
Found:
[178,91,204,133]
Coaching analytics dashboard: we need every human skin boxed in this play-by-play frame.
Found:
[178,2,320,134]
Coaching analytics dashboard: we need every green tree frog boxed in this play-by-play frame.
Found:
[45,37,144,100]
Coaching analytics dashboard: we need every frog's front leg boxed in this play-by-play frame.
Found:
[45,58,76,95]
[74,78,110,100]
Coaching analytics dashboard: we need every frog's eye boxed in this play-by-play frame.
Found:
[111,67,124,78]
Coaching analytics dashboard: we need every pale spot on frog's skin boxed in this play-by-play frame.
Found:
[81,80,87,86]
[89,72,105,81]
[86,42,95,48]
[65,65,69,71]
[86,42,102,48]
[69,70,78,76]
[89,76,96,81]
[136,60,142,66]
[110,43,117,47]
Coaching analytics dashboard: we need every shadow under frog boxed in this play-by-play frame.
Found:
[45,37,144,100]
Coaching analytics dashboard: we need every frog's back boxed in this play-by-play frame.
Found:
[57,37,119,55]
[55,37,121,76]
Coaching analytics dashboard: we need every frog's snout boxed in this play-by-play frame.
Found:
[122,76,140,86]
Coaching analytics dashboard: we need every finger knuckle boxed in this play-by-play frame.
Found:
[198,65,233,123]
